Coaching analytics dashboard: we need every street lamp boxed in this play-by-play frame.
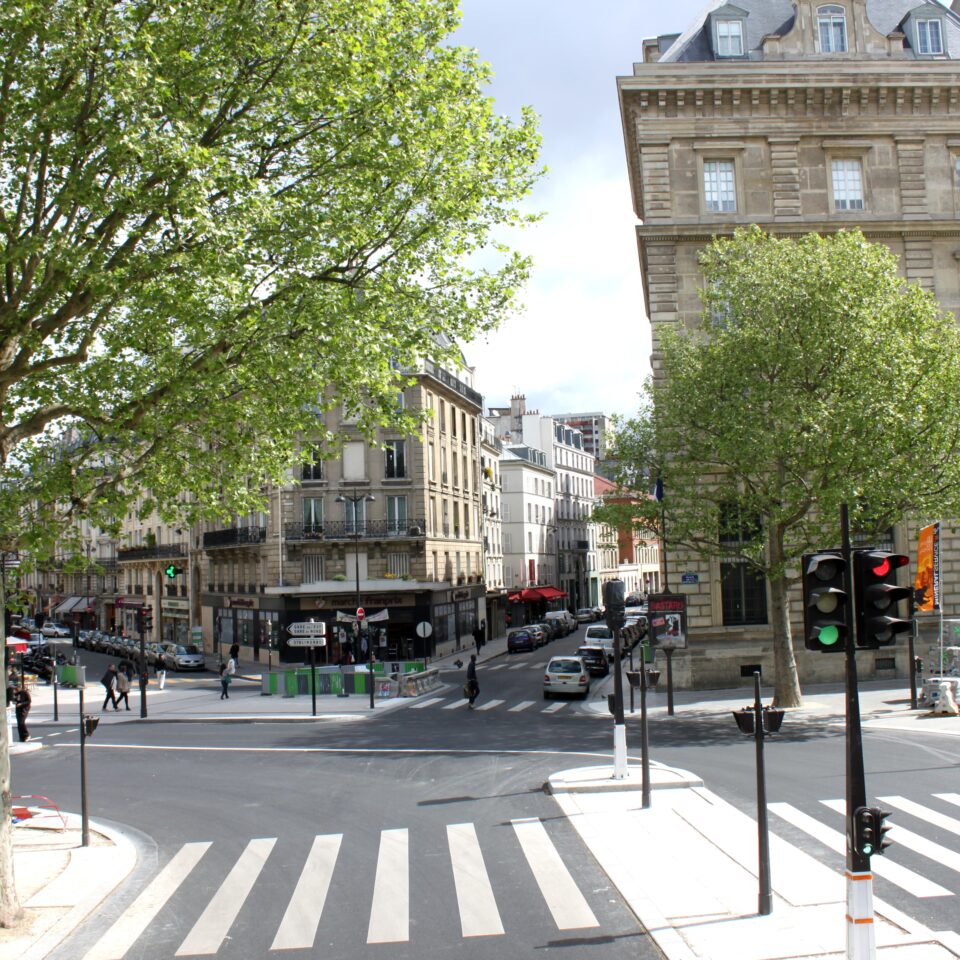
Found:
[335,492,376,707]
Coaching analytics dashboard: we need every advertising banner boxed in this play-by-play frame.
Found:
[648,593,687,649]
[914,522,940,612]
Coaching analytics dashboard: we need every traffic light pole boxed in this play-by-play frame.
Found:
[139,635,148,719]
[612,626,627,779]
[841,504,874,960]
[79,687,89,848]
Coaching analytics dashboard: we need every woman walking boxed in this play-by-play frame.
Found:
[219,661,231,699]
[115,668,131,710]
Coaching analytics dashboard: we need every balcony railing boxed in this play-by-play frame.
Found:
[422,360,483,408]
[117,544,185,562]
[203,526,267,549]
[284,519,426,541]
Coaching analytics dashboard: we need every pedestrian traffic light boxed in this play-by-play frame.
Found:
[854,806,893,857]
[83,715,99,737]
[853,551,911,648]
[135,607,144,634]
[802,552,848,652]
[142,608,153,632]
[604,579,625,629]
[164,564,183,578]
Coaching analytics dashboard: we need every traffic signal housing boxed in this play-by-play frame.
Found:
[802,552,848,652]
[853,551,911,649]
[603,579,625,630]
[164,564,183,578]
[135,607,144,634]
[142,607,153,632]
[854,806,893,858]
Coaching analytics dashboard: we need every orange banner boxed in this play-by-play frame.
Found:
[914,522,940,612]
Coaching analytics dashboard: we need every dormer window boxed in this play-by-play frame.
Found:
[917,18,944,55]
[817,5,847,53]
[716,19,744,57]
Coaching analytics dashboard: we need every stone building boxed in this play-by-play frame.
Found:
[618,0,960,687]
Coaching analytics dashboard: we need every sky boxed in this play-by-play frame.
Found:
[455,0,706,421]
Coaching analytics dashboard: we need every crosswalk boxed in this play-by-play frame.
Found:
[80,817,600,958]
[412,695,574,714]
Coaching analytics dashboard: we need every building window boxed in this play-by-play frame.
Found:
[703,160,737,212]
[439,400,446,433]
[302,498,324,535]
[818,5,847,53]
[832,158,864,210]
[718,504,767,626]
[303,554,324,584]
[428,444,435,482]
[917,18,943,55]
[384,440,407,479]
[301,449,324,482]
[452,454,459,488]
[386,495,408,535]
[344,498,367,535]
[716,19,743,57]
[387,553,410,577]
[342,441,365,481]
[441,448,448,484]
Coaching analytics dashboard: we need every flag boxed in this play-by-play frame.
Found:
[653,475,664,503]
[914,522,940,612]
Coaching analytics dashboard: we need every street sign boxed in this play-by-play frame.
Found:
[415,621,432,639]
[287,636,327,648]
[288,621,327,637]
[680,572,699,585]
[356,607,365,621]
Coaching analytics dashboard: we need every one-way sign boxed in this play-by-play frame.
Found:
[288,621,327,637]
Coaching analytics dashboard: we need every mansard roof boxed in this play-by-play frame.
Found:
[659,0,960,62]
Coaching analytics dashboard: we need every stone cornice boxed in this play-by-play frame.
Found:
[635,221,960,243]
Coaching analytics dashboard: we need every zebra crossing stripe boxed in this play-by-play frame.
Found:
[509,661,529,670]
[410,697,445,709]
[485,663,507,671]
[511,819,598,930]
[175,837,276,956]
[447,823,504,937]
[821,799,960,875]
[935,793,960,810]
[476,699,504,712]
[509,701,535,712]
[367,829,409,944]
[82,842,211,960]
[542,702,567,713]
[878,796,960,838]
[443,699,470,710]
[769,803,950,899]
[271,834,342,950]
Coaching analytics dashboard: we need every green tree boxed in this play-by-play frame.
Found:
[0,0,541,926]
[606,227,960,708]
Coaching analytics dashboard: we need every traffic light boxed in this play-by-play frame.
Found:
[164,564,183,578]
[142,608,153,632]
[83,715,99,737]
[603,579,625,629]
[854,806,893,858]
[135,607,144,634]
[853,551,911,648]
[802,552,848,652]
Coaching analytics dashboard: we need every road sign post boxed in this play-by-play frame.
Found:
[287,621,327,717]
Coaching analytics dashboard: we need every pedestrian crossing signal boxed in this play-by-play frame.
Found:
[854,806,892,858]
[802,552,848,652]
[853,550,911,648]
[165,564,183,578]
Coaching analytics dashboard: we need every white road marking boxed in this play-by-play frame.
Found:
[509,661,529,671]
[442,699,470,710]
[878,795,960,838]
[367,829,409,943]
[935,793,960,810]
[475,700,504,712]
[511,818,598,929]
[83,843,211,960]
[175,837,276,955]
[410,697,445,709]
[271,834,342,950]
[485,663,507,672]
[542,702,567,713]
[508,701,535,712]
[447,823,504,937]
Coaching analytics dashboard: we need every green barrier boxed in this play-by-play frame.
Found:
[329,672,343,696]
[284,671,298,697]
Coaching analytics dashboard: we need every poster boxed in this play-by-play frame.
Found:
[914,522,940,612]
[647,593,687,649]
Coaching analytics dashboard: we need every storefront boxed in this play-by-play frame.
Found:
[207,596,285,665]
[161,597,190,645]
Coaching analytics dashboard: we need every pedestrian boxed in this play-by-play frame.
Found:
[101,664,119,711]
[464,654,479,709]
[229,642,240,666]
[219,661,231,699]
[14,681,31,742]
[115,668,131,710]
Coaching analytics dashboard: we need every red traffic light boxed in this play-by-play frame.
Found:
[869,554,907,578]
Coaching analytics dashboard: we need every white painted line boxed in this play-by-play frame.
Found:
[542,702,567,713]
[175,837,276,955]
[485,663,507,672]
[533,662,548,670]
[442,699,469,710]
[878,795,960,838]
[475,700,504,712]
[822,799,960,875]
[83,842,211,960]
[271,834,342,950]
[367,829,408,943]
[447,823,504,937]
[511,818,598,930]
[935,792,960,810]
[46,732,62,737]
[410,697,445,710]
[509,661,529,671]
[769,803,950,898]
[509,701,535,712]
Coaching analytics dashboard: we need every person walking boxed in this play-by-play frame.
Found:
[465,654,479,709]
[229,642,240,667]
[14,681,32,741]
[101,664,119,711]
[115,668,131,710]
[219,661,231,699]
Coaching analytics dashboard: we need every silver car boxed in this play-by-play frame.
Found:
[162,643,205,671]
[543,656,591,700]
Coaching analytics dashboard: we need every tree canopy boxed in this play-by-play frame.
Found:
[607,227,960,706]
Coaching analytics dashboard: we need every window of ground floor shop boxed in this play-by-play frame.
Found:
[720,560,767,626]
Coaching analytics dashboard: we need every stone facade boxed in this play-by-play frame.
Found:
[618,0,960,687]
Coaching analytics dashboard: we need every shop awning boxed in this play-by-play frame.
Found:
[508,586,568,603]
[55,596,96,616]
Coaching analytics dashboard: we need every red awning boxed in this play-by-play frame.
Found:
[537,586,567,601]
[508,586,568,603]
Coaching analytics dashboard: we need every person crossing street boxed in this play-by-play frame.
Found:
[465,654,479,709]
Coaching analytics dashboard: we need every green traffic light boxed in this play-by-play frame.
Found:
[165,564,176,578]
[818,625,840,646]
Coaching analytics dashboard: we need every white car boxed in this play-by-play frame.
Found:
[545,610,577,635]
[543,656,591,700]
[41,621,72,638]
[583,624,617,662]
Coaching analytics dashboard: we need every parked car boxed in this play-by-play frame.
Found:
[575,608,597,624]
[41,621,72,638]
[543,656,591,699]
[538,621,560,642]
[506,628,536,654]
[144,642,165,666]
[576,645,610,678]
[161,643,205,671]
[545,610,576,636]
[583,624,617,662]
[525,624,547,648]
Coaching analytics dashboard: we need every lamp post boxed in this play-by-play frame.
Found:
[335,492,376,707]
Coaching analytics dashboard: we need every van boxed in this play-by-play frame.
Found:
[545,610,576,636]
[583,624,617,662]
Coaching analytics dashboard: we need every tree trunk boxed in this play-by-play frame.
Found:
[768,528,803,708]
[0,573,23,928]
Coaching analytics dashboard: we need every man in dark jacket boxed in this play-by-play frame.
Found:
[465,654,479,709]
[13,681,31,741]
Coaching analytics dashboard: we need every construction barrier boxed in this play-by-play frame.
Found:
[400,668,442,698]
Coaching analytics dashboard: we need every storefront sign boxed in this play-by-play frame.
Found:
[647,593,688,650]
[225,597,255,608]
[311,594,414,608]
[162,599,189,611]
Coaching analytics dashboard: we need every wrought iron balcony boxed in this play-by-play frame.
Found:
[117,543,185,562]
[203,526,267,549]
[284,519,427,541]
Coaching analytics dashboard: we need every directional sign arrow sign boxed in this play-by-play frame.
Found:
[287,636,327,648]
[288,621,327,638]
